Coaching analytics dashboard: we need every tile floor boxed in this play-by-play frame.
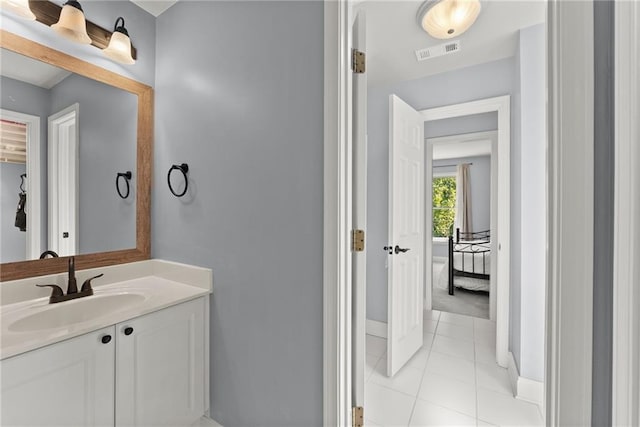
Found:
[364,310,543,426]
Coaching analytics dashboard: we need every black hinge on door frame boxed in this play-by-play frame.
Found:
[352,406,364,427]
[352,49,365,74]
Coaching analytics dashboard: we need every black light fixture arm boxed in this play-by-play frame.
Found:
[113,17,129,36]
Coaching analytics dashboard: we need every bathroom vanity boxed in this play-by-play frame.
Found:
[0,260,212,427]
[0,30,212,427]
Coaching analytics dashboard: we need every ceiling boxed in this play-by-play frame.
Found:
[0,49,71,89]
[131,0,178,17]
[358,0,546,86]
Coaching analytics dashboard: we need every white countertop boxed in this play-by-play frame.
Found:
[0,260,212,360]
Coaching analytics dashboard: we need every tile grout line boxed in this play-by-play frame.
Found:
[406,313,440,426]
[473,319,480,426]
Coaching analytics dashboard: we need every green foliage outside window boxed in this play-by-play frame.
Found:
[433,176,456,238]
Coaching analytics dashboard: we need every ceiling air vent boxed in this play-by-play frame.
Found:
[415,40,461,62]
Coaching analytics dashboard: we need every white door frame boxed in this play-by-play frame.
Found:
[612,0,640,425]
[546,0,594,425]
[48,103,79,256]
[351,8,367,413]
[426,130,498,321]
[0,108,41,260]
[324,1,597,425]
[323,0,353,425]
[420,97,510,367]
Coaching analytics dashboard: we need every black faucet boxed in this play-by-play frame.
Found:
[36,257,103,304]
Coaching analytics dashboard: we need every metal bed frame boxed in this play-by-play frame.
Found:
[448,228,491,295]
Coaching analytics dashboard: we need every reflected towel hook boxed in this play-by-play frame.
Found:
[167,163,189,197]
[116,171,132,199]
[39,250,59,259]
[19,173,26,193]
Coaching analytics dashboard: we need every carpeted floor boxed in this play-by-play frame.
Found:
[432,261,490,319]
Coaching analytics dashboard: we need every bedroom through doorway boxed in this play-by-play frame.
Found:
[429,130,496,321]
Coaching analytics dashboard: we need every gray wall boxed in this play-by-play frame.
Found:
[366,57,518,323]
[1,162,26,262]
[50,74,137,254]
[432,155,492,258]
[1,76,51,262]
[592,0,614,423]
[426,112,498,139]
[153,2,324,426]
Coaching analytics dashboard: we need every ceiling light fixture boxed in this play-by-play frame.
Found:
[51,0,91,44]
[0,0,35,20]
[417,0,481,40]
[103,17,135,65]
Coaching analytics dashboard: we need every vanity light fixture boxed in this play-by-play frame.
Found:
[51,0,91,45]
[2,0,137,64]
[103,17,135,64]
[417,0,481,40]
[0,0,35,20]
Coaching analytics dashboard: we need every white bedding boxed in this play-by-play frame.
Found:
[451,242,491,275]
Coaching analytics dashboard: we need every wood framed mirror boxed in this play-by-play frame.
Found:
[0,30,152,281]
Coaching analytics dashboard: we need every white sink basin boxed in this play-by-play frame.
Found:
[8,293,146,332]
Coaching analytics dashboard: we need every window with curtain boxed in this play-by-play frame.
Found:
[432,175,456,238]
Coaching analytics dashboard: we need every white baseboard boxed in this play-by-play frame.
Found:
[366,319,387,338]
[507,352,543,408]
[192,417,223,427]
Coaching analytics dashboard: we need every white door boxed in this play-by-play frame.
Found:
[387,94,425,377]
[48,104,79,256]
[0,326,115,426]
[352,10,367,413]
[116,297,206,426]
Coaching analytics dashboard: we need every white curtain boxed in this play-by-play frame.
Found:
[455,163,473,234]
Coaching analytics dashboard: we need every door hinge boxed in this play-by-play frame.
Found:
[352,229,365,252]
[352,49,365,74]
[352,406,364,427]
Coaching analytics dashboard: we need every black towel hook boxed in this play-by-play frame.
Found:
[19,173,26,193]
[167,163,189,197]
[116,171,132,199]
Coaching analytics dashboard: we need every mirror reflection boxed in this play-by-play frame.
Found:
[0,48,137,263]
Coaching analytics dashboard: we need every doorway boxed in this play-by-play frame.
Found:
[428,130,497,321]
[48,103,79,256]
[323,1,605,425]
[0,108,41,262]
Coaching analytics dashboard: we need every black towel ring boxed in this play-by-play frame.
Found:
[20,173,26,193]
[167,163,189,197]
[116,171,132,199]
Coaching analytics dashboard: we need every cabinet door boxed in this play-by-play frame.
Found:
[1,326,115,427]
[116,297,205,427]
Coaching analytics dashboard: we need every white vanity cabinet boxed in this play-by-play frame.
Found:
[116,297,206,426]
[1,326,116,426]
[0,297,207,427]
